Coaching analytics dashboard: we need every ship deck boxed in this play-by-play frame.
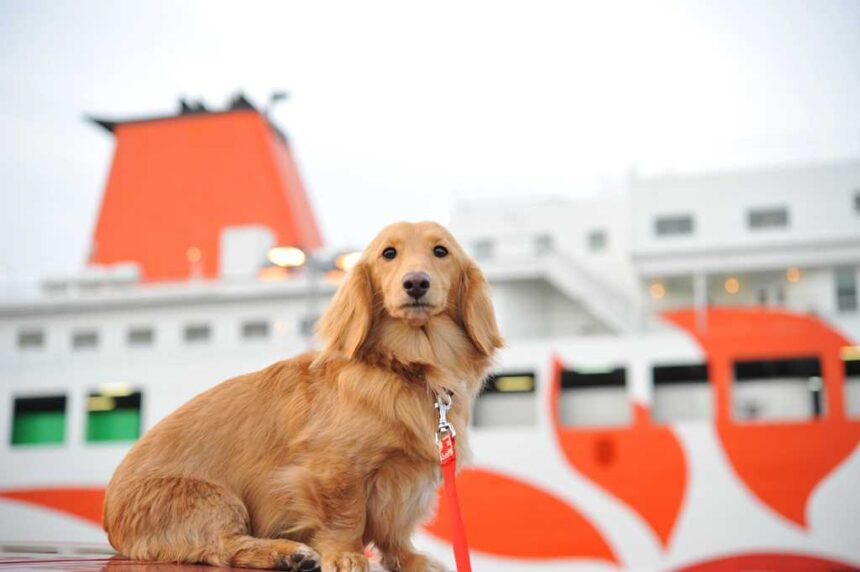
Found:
[0,545,387,572]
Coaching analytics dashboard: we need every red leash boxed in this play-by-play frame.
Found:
[436,395,472,572]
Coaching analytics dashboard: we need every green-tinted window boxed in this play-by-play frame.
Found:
[86,391,142,443]
[12,396,67,446]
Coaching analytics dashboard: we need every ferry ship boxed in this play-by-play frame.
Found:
[1,95,859,571]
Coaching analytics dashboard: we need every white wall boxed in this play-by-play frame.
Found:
[630,159,860,255]
[450,194,638,295]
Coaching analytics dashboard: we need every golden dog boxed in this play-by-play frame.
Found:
[103,221,503,572]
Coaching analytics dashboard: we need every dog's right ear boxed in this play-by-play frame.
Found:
[315,262,374,360]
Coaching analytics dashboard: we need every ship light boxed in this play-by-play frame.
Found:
[186,246,202,263]
[649,281,666,299]
[786,267,801,282]
[495,375,535,392]
[258,266,289,281]
[88,395,116,412]
[725,277,740,294]
[268,246,306,268]
[335,251,362,271]
[99,382,134,397]
[576,365,616,374]
[842,346,860,361]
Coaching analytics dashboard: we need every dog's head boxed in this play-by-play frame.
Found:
[316,221,502,360]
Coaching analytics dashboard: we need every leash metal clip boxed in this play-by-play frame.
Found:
[435,392,456,444]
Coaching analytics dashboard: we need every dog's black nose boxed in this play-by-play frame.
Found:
[402,271,430,299]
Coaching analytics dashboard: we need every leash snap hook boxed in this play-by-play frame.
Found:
[434,393,456,443]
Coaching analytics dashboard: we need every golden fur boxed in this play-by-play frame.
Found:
[103,222,503,572]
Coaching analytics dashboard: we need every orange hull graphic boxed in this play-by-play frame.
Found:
[664,307,860,527]
[549,357,687,547]
[423,468,617,562]
[0,488,104,526]
[3,308,858,567]
[672,552,859,571]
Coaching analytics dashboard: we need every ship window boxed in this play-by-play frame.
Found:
[17,329,45,350]
[72,330,99,350]
[587,229,607,251]
[835,267,857,312]
[241,320,270,340]
[652,363,712,423]
[184,323,211,343]
[732,357,823,422]
[854,190,860,213]
[559,366,630,427]
[473,372,536,428]
[11,396,66,446]
[86,390,142,443]
[534,235,553,256]
[845,348,860,418]
[299,315,317,338]
[748,206,789,229]
[655,215,694,237]
[473,239,494,261]
[127,327,154,347]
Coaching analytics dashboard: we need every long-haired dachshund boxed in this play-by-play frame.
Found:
[103,221,503,572]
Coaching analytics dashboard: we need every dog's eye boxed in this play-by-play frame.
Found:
[433,246,448,258]
[382,247,397,260]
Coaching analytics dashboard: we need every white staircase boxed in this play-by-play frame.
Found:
[480,250,636,334]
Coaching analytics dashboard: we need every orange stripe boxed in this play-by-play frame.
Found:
[0,487,105,526]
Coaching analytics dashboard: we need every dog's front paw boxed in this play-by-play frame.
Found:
[321,551,370,572]
[274,544,322,572]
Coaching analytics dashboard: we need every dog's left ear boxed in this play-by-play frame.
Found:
[459,260,503,356]
[316,262,374,359]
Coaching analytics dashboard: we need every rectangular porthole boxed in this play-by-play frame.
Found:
[241,320,270,340]
[473,372,536,428]
[534,234,553,256]
[732,357,823,422]
[72,330,99,350]
[587,229,607,251]
[12,396,67,446]
[748,206,789,230]
[184,323,211,343]
[299,315,317,338]
[652,363,712,423]
[17,329,45,350]
[655,215,694,237]
[559,366,630,427]
[128,327,154,347]
[86,389,142,442]
[835,267,858,312]
[472,239,494,260]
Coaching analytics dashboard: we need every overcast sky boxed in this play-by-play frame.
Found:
[2,0,859,283]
